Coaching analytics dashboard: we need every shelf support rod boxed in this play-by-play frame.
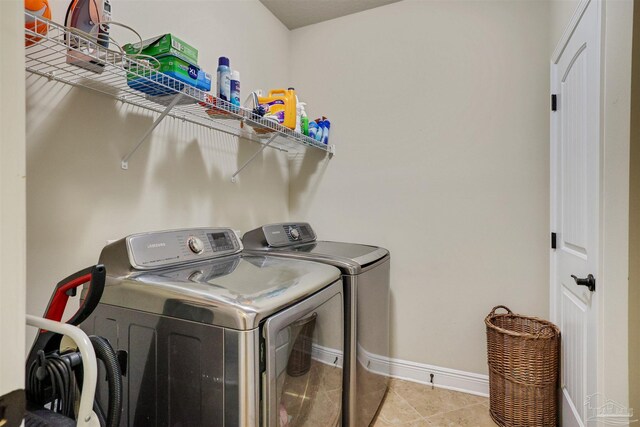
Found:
[231,134,278,183]
[121,93,184,170]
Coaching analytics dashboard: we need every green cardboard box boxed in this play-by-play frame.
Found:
[123,34,198,66]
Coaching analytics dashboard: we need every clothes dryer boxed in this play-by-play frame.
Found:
[81,227,344,427]
[243,223,390,427]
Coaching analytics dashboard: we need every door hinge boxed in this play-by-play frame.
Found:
[551,94,558,111]
[551,232,557,249]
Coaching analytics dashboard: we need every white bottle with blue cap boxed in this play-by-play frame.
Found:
[231,71,241,108]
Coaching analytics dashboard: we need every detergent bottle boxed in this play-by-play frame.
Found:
[258,88,297,129]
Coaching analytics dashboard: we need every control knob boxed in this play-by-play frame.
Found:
[290,228,300,241]
[187,236,204,254]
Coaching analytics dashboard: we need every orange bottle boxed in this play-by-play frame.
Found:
[258,89,297,129]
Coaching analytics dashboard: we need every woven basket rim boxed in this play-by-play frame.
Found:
[485,312,560,339]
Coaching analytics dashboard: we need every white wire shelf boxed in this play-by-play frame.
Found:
[24,12,334,178]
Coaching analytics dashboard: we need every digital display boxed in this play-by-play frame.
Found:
[207,232,233,252]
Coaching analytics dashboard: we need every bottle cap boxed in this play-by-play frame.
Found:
[232,70,240,81]
[218,57,230,66]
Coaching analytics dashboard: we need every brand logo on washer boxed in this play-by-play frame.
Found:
[147,242,166,249]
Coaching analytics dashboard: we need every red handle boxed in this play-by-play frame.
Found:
[26,265,106,376]
[41,264,105,326]
[44,273,92,322]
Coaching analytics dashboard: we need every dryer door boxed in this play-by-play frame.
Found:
[263,280,344,427]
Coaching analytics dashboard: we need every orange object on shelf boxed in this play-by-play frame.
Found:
[200,94,238,120]
[25,0,51,47]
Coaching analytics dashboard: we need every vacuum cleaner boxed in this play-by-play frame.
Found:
[25,264,123,427]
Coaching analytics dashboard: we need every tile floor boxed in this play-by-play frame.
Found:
[371,379,499,427]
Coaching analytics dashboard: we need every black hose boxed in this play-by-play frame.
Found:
[26,350,77,420]
[26,336,122,427]
[93,400,107,427]
[89,336,122,427]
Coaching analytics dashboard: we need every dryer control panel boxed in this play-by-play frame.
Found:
[125,228,242,270]
[244,223,316,248]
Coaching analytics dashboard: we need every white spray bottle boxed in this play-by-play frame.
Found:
[300,103,309,136]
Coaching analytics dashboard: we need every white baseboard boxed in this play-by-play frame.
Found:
[312,343,344,368]
[311,343,490,397]
[360,345,490,397]
[381,357,489,397]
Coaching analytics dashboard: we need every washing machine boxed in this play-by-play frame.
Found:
[80,227,345,427]
[242,223,390,427]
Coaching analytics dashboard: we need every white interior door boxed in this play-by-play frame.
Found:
[551,1,601,426]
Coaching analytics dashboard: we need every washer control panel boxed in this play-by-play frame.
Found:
[260,223,316,247]
[126,228,242,270]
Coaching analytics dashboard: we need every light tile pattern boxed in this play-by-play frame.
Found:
[372,379,498,427]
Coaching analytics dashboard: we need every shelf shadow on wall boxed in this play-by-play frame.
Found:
[26,73,290,244]
[288,148,331,218]
[26,76,153,225]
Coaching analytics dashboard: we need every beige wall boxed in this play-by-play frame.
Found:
[0,0,27,394]
[629,0,640,415]
[550,0,582,52]
[26,0,292,335]
[289,0,551,375]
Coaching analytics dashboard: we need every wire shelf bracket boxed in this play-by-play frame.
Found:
[121,92,184,170]
[231,134,278,183]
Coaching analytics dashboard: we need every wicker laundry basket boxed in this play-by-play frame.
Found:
[485,305,560,427]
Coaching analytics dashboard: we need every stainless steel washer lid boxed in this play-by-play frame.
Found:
[242,223,389,274]
[99,255,340,330]
[263,241,389,274]
[93,228,341,330]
